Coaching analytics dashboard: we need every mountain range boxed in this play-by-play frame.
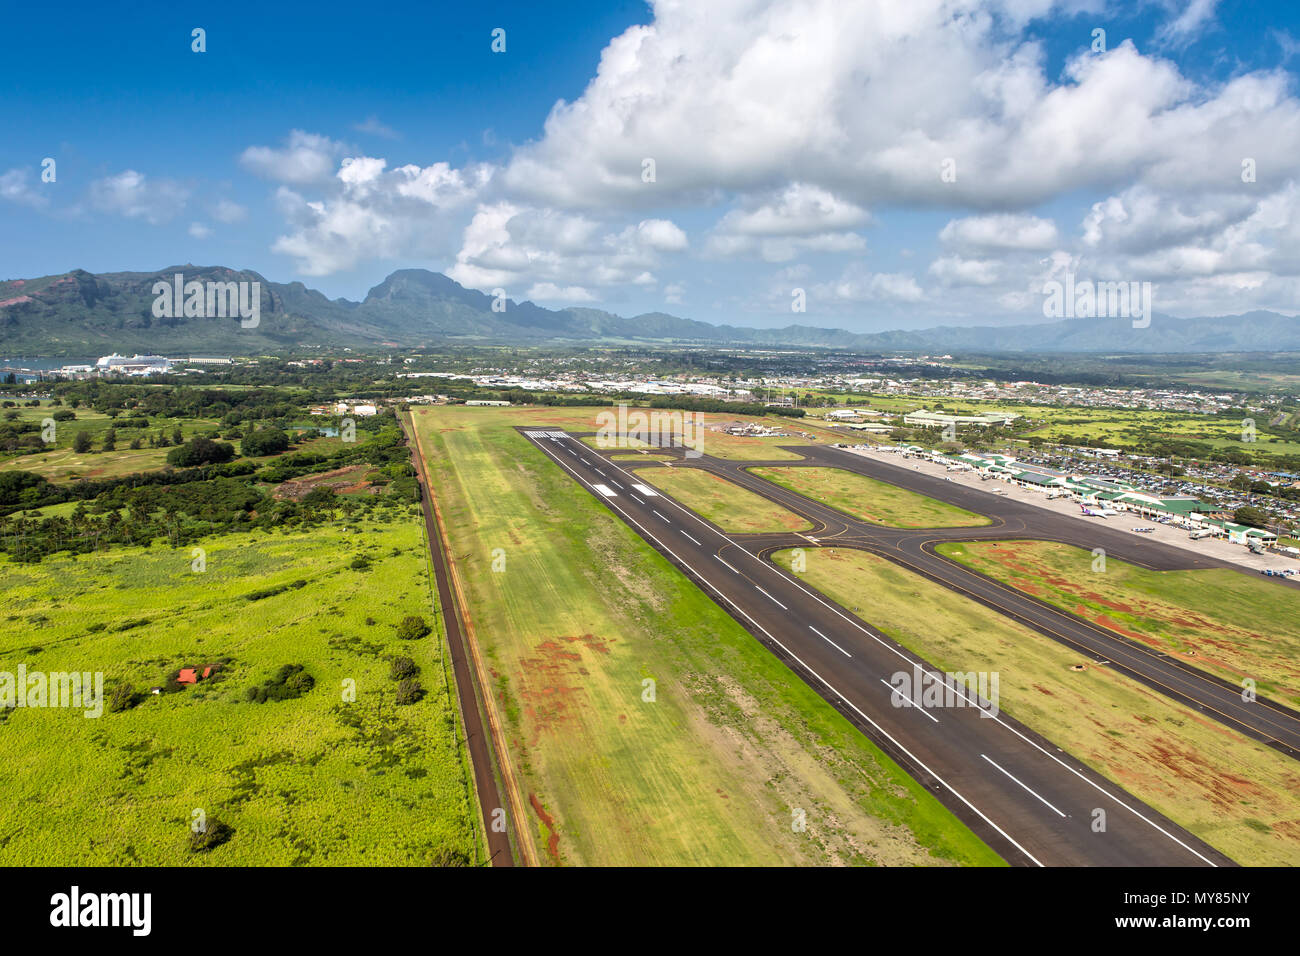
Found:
[2,265,1298,356]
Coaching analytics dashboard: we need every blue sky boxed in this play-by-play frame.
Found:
[4,0,1300,332]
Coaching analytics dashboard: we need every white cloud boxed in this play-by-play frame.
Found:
[527,282,597,302]
[353,115,401,139]
[240,130,344,185]
[940,213,1058,251]
[211,199,247,223]
[0,168,47,208]
[715,183,870,236]
[1154,0,1219,48]
[820,264,925,303]
[266,151,492,275]
[500,0,1300,215]
[188,222,212,239]
[88,170,188,224]
[929,255,1000,286]
[446,202,688,297]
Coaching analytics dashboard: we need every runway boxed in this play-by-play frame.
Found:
[672,442,1300,759]
[519,427,1236,867]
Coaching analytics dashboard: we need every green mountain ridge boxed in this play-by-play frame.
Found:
[2,265,1298,355]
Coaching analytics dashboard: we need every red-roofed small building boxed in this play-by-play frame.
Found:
[177,668,198,684]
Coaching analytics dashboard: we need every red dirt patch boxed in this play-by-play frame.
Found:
[514,635,615,744]
[528,793,561,863]
[272,464,374,500]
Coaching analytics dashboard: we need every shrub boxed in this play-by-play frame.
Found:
[246,663,315,703]
[108,682,138,712]
[389,656,418,680]
[189,819,234,852]
[395,615,430,641]
[395,678,425,705]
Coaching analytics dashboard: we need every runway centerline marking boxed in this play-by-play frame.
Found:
[680,530,702,545]
[981,754,1067,818]
[880,679,939,723]
[653,510,671,523]
[755,586,787,610]
[809,625,852,658]
[714,555,739,574]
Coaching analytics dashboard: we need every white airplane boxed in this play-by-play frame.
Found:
[1080,504,1116,518]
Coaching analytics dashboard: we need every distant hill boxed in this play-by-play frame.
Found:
[2,265,1298,355]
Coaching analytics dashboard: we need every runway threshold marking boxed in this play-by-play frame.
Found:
[981,755,1067,818]
[880,678,939,723]
[809,625,852,658]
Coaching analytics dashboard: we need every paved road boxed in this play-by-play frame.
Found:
[406,415,517,867]
[520,428,1235,867]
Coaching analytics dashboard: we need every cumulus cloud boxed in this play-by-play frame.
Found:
[819,264,925,303]
[88,170,188,224]
[446,202,688,298]
[940,213,1058,251]
[188,222,212,239]
[268,152,493,275]
[501,0,1300,212]
[240,130,345,185]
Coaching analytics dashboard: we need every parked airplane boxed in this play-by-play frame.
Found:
[1080,504,1116,517]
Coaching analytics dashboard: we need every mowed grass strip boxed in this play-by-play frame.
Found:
[414,404,1001,867]
[751,466,990,528]
[0,516,477,866]
[773,546,1300,866]
[639,467,813,534]
[936,540,1300,708]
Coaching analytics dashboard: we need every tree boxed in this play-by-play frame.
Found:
[72,431,92,453]
[166,437,235,467]
[396,615,431,641]
[395,678,425,705]
[390,656,418,680]
[102,428,117,452]
[1233,505,1269,529]
[241,426,291,457]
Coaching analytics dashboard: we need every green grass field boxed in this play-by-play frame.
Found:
[935,540,1300,707]
[0,404,225,481]
[750,466,991,528]
[639,466,814,533]
[773,546,1300,866]
[0,512,478,865]
[413,403,1002,867]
